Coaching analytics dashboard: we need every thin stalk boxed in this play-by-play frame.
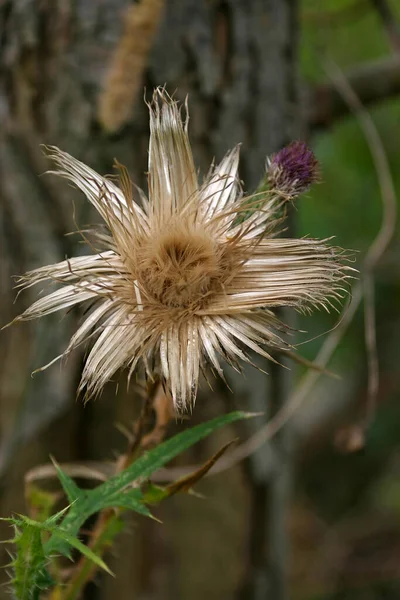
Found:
[62,511,121,600]
[263,354,293,600]
[48,382,169,600]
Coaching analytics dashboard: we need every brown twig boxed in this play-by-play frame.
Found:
[25,461,110,485]
[303,1,369,28]
[229,59,396,459]
[324,59,397,428]
[279,348,340,379]
[114,379,159,472]
[227,57,396,462]
[309,56,400,129]
[369,0,400,53]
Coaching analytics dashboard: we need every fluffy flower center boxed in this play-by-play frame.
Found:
[136,229,223,308]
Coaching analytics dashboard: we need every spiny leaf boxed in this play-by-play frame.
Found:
[90,411,252,504]
[25,514,112,574]
[50,529,113,576]
[95,489,153,518]
[1,518,54,600]
[2,513,112,596]
[51,457,85,504]
[41,505,72,527]
[47,412,253,555]
[17,510,72,559]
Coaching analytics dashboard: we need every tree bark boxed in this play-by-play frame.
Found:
[0,1,299,598]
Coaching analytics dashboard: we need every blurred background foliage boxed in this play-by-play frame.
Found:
[1,0,400,599]
[295,1,400,598]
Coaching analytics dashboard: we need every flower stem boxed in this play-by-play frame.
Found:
[49,382,171,600]
[62,511,120,600]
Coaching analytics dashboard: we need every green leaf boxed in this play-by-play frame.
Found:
[89,411,252,506]
[50,529,113,576]
[47,411,252,554]
[98,490,153,518]
[19,514,112,575]
[1,518,54,600]
[51,457,85,504]
[4,412,252,596]
[14,525,47,599]
[37,508,75,558]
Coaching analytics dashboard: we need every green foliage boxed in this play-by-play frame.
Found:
[47,410,251,551]
[4,519,53,600]
[300,0,390,81]
[1,509,110,599]
[2,411,252,599]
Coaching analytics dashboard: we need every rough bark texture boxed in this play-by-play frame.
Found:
[0,1,299,598]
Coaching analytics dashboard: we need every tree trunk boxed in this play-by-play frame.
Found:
[0,1,300,598]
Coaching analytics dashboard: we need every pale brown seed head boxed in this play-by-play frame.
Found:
[131,221,238,311]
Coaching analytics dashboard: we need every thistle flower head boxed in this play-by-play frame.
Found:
[11,89,350,413]
[268,140,320,196]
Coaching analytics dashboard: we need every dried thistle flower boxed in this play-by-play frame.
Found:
[11,90,350,412]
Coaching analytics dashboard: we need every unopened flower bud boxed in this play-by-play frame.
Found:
[268,141,320,196]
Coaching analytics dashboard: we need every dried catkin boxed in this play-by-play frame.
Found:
[98,0,165,133]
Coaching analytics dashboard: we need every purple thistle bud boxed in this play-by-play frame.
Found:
[268,141,320,196]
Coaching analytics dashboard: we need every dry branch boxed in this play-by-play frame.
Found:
[309,56,400,129]
[369,0,400,53]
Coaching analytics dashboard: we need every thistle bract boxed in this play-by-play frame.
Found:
[268,140,320,196]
